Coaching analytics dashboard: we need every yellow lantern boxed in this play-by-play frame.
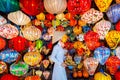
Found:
[56,13,65,20]
[61,34,68,43]
[52,19,61,27]
[73,25,82,35]
[21,26,41,41]
[44,0,67,14]
[73,41,84,49]
[94,72,111,80]
[105,30,120,49]
[36,12,45,21]
[24,51,42,66]
[94,0,112,12]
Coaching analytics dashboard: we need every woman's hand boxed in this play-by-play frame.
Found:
[61,62,67,67]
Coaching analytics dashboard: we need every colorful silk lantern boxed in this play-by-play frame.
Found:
[21,26,41,41]
[94,0,112,12]
[43,71,50,80]
[83,57,99,76]
[35,39,43,50]
[74,55,82,64]
[24,51,42,66]
[106,4,120,23]
[0,0,19,13]
[42,33,51,41]
[0,37,6,50]
[56,13,65,20]
[94,46,110,65]
[73,25,82,35]
[93,20,111,40]
[20,0,44,16]
[43,60,50,68]
[76,34,84,41]
[106,56,120,75]
[44,0,67,14]
[36,12,45,21]
[46,14,55,21]
[115,46,120,59]
[115,71,120,80]
[52,19,61,27]
[25,75,41,80]
[0,49,19,63]
[0,15,7,25]
[10,61,29,76]
[8,36,29,52]
[0,24,19,39]
[81,8,103,24]
[94,72,112,80]
[105,30,120,49]
[116,0,120,4]
[0,61,7,74]
[115,21,120,31]
[0,74,19,80]
[84,31,99,42]
[67,0,91,15]
[8,10,31,25]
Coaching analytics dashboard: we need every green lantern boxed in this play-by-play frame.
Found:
[36,39,43,50]
[10,61,29,76]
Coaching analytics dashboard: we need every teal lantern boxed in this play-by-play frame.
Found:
[0,0,20,13]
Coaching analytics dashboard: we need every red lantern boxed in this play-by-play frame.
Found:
[47,42,53,49]
[67,0,91,15]
[115,71,120,80]
[77,48,84,56]
[8,36,29,52]
[1,74,19,80]
[106,56,120,75]
[46,14,55,21]
[64,42,73,50]
[116,21,120,31]
[0,37,6,50]
[20,0,44,16]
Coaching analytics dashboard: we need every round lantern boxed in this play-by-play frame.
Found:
[36,12,45,21]
[0,0,19,13]
[115,71,120,80]
[0,49,19,63]
[20,0,44,16]
[44,0,67,14]
[9,36,29,52]
[73,25,82,35]
[46,14,55,21]
[56,13,65,20]
[67,0,91,15]
[0,74,19,80]
[10,61,29,76]
[21,26,41,41]
[0,37,6,50]
[106,4,120,23]
[8,10,31,25]
[94,72,111,80]
[24,51,42,66]
[94,0,112,12]
[0,24,19,39]
[0,61,7,74]
[0,15,7,26]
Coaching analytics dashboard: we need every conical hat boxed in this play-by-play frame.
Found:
[52,31,66,44]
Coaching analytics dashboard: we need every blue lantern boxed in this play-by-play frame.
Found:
[0,49,19,63]
[94,46,110,65]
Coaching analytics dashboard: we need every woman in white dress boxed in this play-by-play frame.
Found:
[50,40,68,80]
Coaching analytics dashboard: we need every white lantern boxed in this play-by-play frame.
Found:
[44,0,67,14]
